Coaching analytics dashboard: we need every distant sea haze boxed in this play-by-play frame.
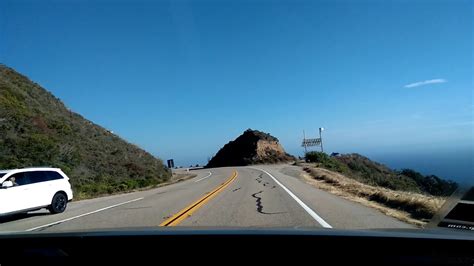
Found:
[373,150,473,184]
[185,149,472,184]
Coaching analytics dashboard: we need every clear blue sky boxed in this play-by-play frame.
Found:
[1,0,472,180]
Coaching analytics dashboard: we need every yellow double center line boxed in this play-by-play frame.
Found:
[160,171,238,226]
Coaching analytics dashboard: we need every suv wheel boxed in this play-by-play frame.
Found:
[49,193,67,214]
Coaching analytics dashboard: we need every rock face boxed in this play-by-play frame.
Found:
[206,129,294,168]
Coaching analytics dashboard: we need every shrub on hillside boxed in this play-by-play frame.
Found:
[305,152,349,173]
[400,169,457,196]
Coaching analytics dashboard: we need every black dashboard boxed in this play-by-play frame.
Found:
[0,228,472,266]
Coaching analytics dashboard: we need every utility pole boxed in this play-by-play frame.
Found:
[319,128,324,153]
[303,130,308,154]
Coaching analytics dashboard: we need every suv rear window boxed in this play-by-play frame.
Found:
[43,171,64,181]
[23,171,64,184]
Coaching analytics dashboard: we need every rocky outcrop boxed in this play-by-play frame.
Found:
[206,129,294,168]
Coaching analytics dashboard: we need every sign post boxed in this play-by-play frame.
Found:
[303,130,308,154]
[302,127,325,154]
[319,127,324,153]
[167,159,174,169]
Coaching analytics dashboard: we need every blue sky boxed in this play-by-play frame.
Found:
[1,0,472,180]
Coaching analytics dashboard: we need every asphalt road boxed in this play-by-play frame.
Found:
[0,165,414,232]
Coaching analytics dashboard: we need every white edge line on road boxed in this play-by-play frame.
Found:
[256,168,332,229]
[194,172,212,182]
[25,197,144,232]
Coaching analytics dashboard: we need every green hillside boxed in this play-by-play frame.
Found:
[305,152,457,196]
[0,64,171,198]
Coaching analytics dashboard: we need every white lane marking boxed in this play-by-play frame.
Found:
[255,168,332,229]
[194,172,212,182]
[25,197,144,232]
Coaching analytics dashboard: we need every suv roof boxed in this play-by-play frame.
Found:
[0,167,62,174]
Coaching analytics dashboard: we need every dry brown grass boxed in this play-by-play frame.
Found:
[300,164,446,227]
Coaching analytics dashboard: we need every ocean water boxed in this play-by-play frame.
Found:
[372,150,473,184]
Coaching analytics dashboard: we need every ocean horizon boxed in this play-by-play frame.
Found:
[373,151,473,184]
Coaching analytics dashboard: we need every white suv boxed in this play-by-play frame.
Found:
[0,168,73,216]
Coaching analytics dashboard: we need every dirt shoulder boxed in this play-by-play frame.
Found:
[294,163,446,227]
[159,171,198,187]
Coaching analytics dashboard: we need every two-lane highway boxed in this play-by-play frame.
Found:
[0,165,414,232]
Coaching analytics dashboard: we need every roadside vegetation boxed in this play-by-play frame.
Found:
[0,64,171,199]
[74,171,196,200]
[305,152,457,196]
[303,152,458,225]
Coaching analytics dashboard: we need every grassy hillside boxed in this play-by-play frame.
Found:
[0,64,171,198]
[304,152,457,196]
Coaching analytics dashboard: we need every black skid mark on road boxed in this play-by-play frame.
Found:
[35,224,56,232]
[252,191,265,213]
[251,191,285,215]
[123,206,152,210]
[154,188,185,196]
[232,187,241,192]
